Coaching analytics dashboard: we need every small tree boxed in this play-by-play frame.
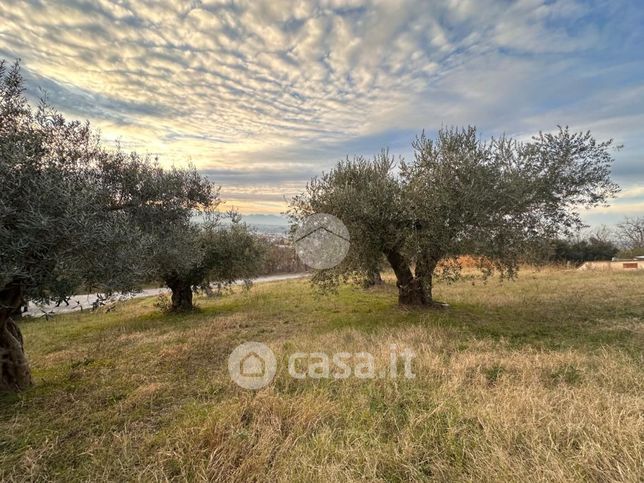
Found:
[154,213,265,311]
[616,217,644,257]
[291,127,619,306]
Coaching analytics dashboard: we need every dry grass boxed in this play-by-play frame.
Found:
[1,268,642,481]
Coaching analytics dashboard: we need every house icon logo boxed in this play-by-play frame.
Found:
[240,351,265,377]
[228,342,277,390]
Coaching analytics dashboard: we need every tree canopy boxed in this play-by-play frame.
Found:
[290,126,619,306]
[153,212,265,311]
[0,60,262,391]
[0,61,217,308]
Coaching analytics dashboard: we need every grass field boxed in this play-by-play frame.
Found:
[1,268,642,481]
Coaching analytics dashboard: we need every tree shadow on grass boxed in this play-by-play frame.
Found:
[318,282,642,355]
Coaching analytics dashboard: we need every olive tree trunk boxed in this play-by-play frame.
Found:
[0,283,32,392]
[166,278,194,311]
[385,250,430,306]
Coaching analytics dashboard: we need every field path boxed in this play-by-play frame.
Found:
[24,273,308,318]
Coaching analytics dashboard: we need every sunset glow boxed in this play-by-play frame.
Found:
[1,0,642,221]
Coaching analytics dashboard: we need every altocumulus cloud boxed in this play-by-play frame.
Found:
[0,0,643,221]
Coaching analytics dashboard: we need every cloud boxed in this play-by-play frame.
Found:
[0,0,642,221]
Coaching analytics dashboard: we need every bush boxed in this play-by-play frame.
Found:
[549,237,619,265]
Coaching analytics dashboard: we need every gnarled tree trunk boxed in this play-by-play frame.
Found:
[166,277,194,311]
[414,255,439,306]
[385,250,429,306]
[398,277,428,305]
[1,283,32,392]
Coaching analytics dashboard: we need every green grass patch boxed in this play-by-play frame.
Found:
[1,268,642,481]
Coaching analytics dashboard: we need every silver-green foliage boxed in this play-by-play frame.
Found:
[0,60,215,304]
[291,126,619,304]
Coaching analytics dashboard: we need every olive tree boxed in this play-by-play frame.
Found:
[0,60,216,391]
[291,126,619,306]
[153,213,265,311]
[0,61,138,391]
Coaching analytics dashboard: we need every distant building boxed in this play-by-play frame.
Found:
[578,258,644,270]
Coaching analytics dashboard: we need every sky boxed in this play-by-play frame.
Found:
[1,0,643,226]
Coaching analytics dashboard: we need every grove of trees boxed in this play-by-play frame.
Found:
[538,217,644,264]
[257,237,307,276]
[548,237,619,265]
[1,56,628,392]
[0,60,263,391]
[291,127,619,306]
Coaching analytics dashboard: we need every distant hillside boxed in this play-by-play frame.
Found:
[241,214,289,235]
[241,214,289,226]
